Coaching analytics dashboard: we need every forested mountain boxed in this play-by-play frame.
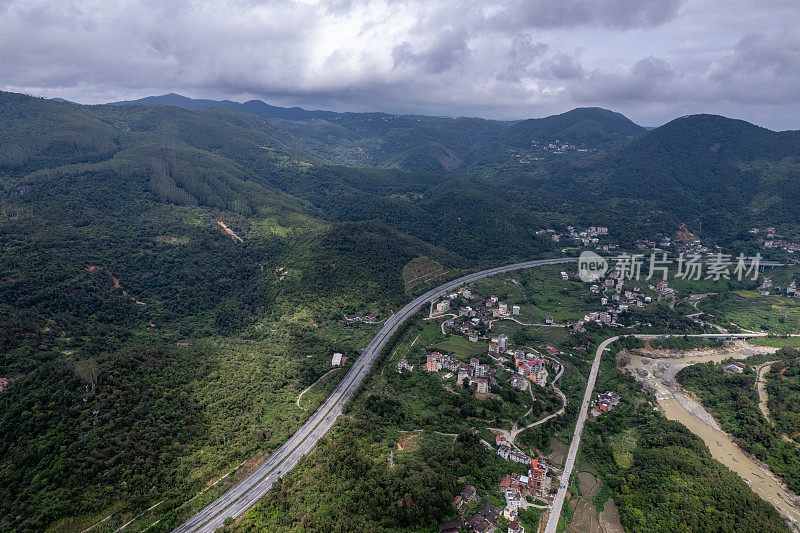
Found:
[2,89,800,530]
[110,94,647,172]
[549,113,800,238]
[503,106,646,146]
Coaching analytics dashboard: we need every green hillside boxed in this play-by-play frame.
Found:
[2,89,800,530]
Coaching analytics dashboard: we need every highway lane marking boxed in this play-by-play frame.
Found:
[175,258,581,532]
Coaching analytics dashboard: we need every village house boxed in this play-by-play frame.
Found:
[426,352,443,372]
[724,362,746,373]
[497,334,508,350]
[343,313,363,324]
[512,305,521,315]
[0,377,7,392]
[498,445,531,464]
[508,520,524,533]
[509,374,526,390]
[458,485,481,506]
[438,520,461,533]
[476,379,488,395]
[331,352,344,366]
[528,458,547,495]
[457,365,472,385]
[590,391,621,417]
[465,502,502,532]
[397,359,413,373]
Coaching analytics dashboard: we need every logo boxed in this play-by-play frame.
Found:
[578,251,608,282]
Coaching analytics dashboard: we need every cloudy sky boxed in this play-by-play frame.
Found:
[2,0,799,129]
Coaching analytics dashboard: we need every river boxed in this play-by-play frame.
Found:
[623,344,800,530]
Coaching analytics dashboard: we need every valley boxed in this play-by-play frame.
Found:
[2,90,800,532]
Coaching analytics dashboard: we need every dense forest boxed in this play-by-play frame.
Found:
[2,89,800,530]
[677,349,800,493]
[582,337,789,533]
[767,356,800,437]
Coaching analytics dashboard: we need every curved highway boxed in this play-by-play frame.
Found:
[174,257,579,532]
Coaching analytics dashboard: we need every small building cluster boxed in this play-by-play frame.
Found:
[445,486,504,533]
[425,352,498,396]
[723,362,746,373]
[396,358,414,373]
[496,458,551,523]
[537,225,612,248]
[590,391,621,418]
[754,227,800,254]
[758,277,800,298]
[513,350,557,387]
[342,311,379,324]
[497,445,530,464]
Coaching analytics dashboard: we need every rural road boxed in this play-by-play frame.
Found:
[176,252,784,533]
[543,331,773,533]
[174,256,579,532]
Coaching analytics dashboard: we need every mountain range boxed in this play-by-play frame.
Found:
[1,89,800,530]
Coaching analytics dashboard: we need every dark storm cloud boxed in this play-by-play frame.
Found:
[708,29,800,103]
[571,56,675,103]
[392,28,471,74]
[486,0,682,30]
[1,0,799,130]
[496,35,549,82]
[540,53,585,80]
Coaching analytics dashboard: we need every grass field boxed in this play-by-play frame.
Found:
[433,334,488,358]
[699,290,800,334]
[472,266,597,324]
[749,336,800,348]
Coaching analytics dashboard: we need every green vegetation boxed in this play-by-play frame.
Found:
[578,337,789,532]
[766,356,800,438]
[644,336,725,351]
[3,89,800,531]
[472,267,597,324]
[750,336,800,348]
[677,349,800,493]
[226,310,528,532]
[698,291,800,334]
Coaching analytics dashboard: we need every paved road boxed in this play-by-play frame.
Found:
[174,257,579,533]
[543,331,771,533]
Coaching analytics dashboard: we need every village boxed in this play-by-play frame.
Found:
[753,227,800,255]
[393,271,626,533]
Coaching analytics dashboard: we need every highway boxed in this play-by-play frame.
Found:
[173,256,579,533]
[175,249,783,533]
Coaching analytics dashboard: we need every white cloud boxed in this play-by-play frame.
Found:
[0,0,798,129]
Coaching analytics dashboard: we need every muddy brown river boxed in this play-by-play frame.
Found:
[624,344,800,530]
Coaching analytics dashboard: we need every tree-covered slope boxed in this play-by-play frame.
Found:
[0,92,469,531]
[504,106,646,146]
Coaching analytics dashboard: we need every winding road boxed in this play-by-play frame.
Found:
[173,257,578,533]
[175,253,786,533]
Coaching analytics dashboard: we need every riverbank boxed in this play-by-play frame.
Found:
[622,344,800,530]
